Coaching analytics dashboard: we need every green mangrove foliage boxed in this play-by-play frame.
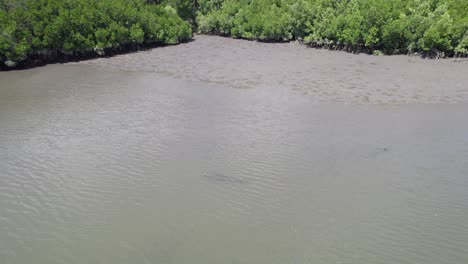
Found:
[1,0,466,66]
[197,0,468,55]
[0,0,192,66]
[158,0,197,22]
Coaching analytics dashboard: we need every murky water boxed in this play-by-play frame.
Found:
[1,37,468,264]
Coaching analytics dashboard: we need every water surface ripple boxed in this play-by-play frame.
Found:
[1,39,468,264]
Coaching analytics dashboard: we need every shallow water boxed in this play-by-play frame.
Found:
[81,35,468,104]
[1,37,468,264]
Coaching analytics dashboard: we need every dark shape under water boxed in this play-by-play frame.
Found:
[203,173,247,184]
[367,147,391,158]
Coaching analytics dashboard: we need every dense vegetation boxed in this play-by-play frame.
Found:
[1,0,467,68]
[0,0,192,67]
[197,0,468,56]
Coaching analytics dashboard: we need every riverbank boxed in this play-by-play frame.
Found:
[196,0,468,56]
[2,0,467,70]
[0,0,192,70]
[3,33,468,71]
[0,40,191,71]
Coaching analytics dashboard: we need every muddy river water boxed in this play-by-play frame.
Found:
[1,35,468,264]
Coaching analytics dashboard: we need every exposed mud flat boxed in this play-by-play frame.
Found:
[78,35,468,104]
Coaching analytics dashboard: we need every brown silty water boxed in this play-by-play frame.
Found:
[0,35,468,264]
